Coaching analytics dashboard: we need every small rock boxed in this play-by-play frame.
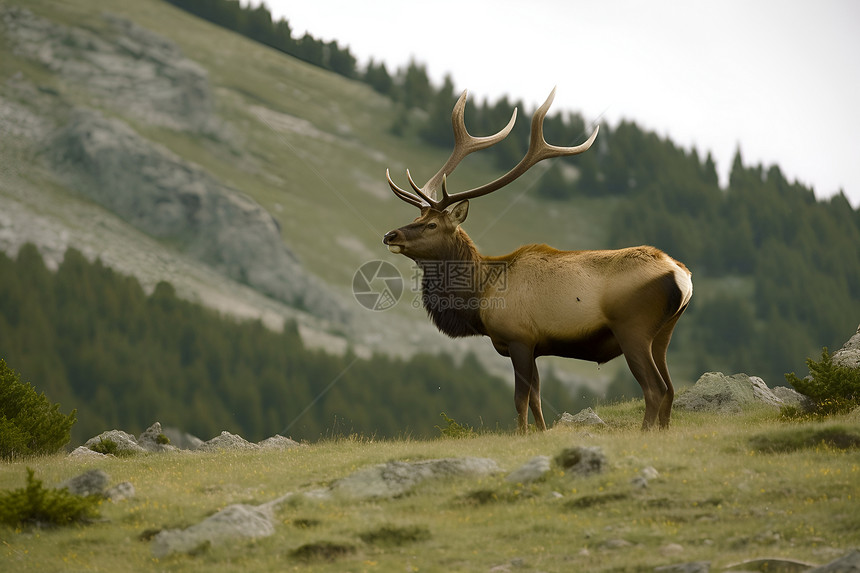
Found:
[258,435,303,450]
[641,466,660,480]
[197,431,259,452]
[60,469,109,497]
[506,456,551,483]
[555,446,607,477]
[724,557,817,572]
[630,476,649,489]
[660,543,685,556]
[601,538,632,550]
[68,445,107,459]
[555,408,606,427]
[105,481,135,502]
[654,562,710,573]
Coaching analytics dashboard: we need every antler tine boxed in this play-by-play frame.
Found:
[386,169,426,208]
[434,87,600,209]
[421,90,518,201]
[406,169,436,206]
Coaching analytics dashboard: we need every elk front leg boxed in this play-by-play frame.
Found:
[510,342,544,432]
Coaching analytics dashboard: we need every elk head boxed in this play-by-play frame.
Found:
[383,87,599,259]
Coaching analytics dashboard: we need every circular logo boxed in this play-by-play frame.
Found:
[352,260,403,311]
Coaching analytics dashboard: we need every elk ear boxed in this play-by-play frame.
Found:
[448,200,469,226]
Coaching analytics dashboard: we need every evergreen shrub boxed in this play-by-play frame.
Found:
[0,359,77,459]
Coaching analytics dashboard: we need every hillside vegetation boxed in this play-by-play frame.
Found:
[0,0,858,443]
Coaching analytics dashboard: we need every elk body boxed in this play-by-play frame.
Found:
[383,89,692,431]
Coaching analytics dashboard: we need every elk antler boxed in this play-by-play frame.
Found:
[387,88,599,211]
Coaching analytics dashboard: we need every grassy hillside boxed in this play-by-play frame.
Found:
[1,405,858,571]
[0,0,629,386]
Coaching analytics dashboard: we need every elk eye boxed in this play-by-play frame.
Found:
[426,223,437,230]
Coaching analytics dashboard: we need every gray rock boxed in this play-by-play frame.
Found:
[654,562,710,573]
[724,557,818,572]
[809,549,860,572]
[641,466,660,480]
[151,503,275,558]
[197,431,259,452]
[674,372,785,413]
[331,457,500,500]
[44,108,347,322]
[60,469,109,497]
[161,427,204,450]
[138,422,177,453]
[105,481,135,502]
[772,386,816,412]
[84,429,146,455]
[555,408,606,427]
[555,446,607,477]
[506,456,551,483]
[630,476,649,489]
[2,7,216,133]
[832,324,860,370]
[258,435,303,450]
[68,445,108,459]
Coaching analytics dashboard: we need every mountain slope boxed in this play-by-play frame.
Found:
[0,0,624,387]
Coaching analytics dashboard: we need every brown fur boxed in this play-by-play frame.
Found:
[384,205,692,432]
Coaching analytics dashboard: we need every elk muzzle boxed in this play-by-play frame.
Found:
[383,230,403,254]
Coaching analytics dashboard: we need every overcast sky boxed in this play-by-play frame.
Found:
[266,0,860,207]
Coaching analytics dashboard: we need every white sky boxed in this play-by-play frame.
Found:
[266,0,860,206]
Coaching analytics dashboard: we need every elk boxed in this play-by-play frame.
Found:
[383,88,692,431]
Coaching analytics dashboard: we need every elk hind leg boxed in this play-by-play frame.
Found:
[652,307,687,428]
[618,336,666,430]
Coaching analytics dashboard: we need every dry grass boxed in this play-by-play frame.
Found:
[1,403,858,572]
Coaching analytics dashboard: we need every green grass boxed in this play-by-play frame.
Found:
[1,404,858,572]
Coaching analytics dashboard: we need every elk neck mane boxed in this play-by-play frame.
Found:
[416,227,487,339]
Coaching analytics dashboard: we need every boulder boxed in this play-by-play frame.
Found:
[68,445,108,459]
[138,422,177,453]
[832,324,860,370]
[771,386,816,412]
[506,456,551,484]
[331,457,500,500]
[197,431,259,452]
[84,429,146,455]
[674,373,786,413]
[59,469,109,497]
[151,503,275,558]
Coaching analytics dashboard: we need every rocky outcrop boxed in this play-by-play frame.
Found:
[674,373,810,413]
[2,6,350,324]
[330,457,501,500]
[45,108,347,321]
[2,6,215,133]
[832,324,860,370]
